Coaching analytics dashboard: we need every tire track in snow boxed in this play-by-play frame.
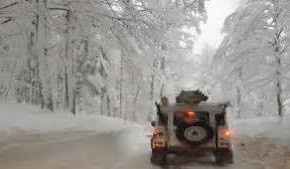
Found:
[0,131,289,169]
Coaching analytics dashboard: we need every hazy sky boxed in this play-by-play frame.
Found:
[194,0,242,54]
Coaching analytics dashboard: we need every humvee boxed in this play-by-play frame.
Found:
[150,90,233,165]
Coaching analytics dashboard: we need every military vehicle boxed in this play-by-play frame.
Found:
[150,90,233,165]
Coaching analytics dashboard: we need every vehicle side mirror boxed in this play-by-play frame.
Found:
[151,121,156,127]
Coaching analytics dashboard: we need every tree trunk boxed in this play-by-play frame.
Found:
[275,56,283,117]
[119,55,124,118]
[106,96,111,117]
[132,81,140,121]
[236,68,242,118]
[236,87,241,118]
[276,80,282,116]
[71,89,76,115]
[36,0,47,109]
[64,10,76,114]
[148,73,155,121]
[160,57,166,98]
[64,69,69,108]
[272,0,284,117]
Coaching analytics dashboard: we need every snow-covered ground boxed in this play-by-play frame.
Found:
[0,103,139,139]
[231,115,290,146]
[0,103,289,169]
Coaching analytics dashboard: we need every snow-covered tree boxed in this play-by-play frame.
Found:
[213,0,290,117]
[0,0,208,122]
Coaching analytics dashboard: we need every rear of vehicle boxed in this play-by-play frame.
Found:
[150,102,233,165]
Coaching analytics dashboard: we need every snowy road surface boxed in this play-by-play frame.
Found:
[0,130,289,169]
[1,104,289,169]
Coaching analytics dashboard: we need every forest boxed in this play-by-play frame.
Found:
[1,0,290,121]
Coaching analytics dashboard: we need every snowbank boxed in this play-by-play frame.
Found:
[231,115,290,146]
[0,103,139,138]
[0,103,150,169]
[1,103,289,147]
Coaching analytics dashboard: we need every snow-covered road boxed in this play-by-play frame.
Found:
[1,130,289,169]
[0,104,289,169]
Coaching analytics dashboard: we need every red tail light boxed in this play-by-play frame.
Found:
[219,128,232,138]
[157,140,164,145]
[187,111,195,117]
[224,130,231,137]
[183,111,196,124]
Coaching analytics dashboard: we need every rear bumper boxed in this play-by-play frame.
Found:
[151,146,215,157]
[152,146,232,155]
[167,146,214,153]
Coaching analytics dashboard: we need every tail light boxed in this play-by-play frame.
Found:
[219,128,232,139]
[152,127,166,149]
[153,139,166,148]
[219,128,233,148]
[187,111,196,118]
[224,130,231,137]
[184,111,196,124]
[157,140,164,145]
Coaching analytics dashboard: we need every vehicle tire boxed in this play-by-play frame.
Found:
[151,150,167,165]
[213,148,234,164]
[176,121,214,145]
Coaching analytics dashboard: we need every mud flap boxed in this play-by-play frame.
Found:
[151,150,167,165]
[212,148,234,164]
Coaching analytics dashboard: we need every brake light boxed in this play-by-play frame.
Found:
[187,111,195,117]
[224,130,231,137]
[220,128,232,138]
[184,111,196,124]
[153,139,166,148]
[157,140,164,145]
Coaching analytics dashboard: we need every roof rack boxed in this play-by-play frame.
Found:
[175,90,208,104]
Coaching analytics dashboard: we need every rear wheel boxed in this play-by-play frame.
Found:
[151,150,167,165]
[213,148,234,164]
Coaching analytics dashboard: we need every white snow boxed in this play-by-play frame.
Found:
[0,103,141,139]
[0,103,290,169]
[231,115,290,146]
[1,103,289,146]
[0,103,151,169]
